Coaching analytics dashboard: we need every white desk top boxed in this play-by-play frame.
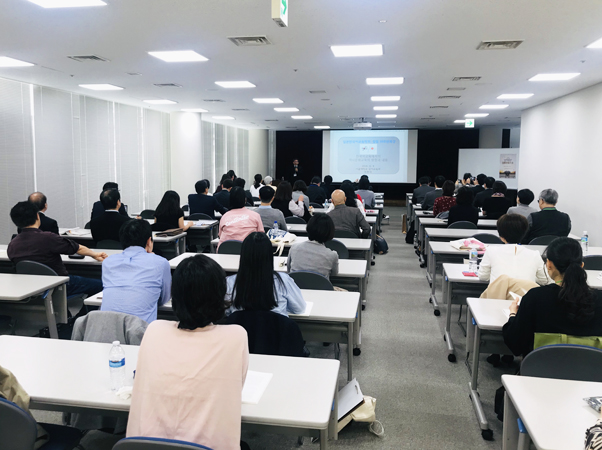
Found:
[466,297,512,331]
[286,224,373,235]
[0,274,69,301]
[169,253,367,278]
[0,248,121,266]
[425,228,500,239]
[442,263,488,284]
[59,228,186,243]
[210,236,371,251]
[430,242,602,258]
[502,375,602,450]
[312,208,379,216]
[419,217,497,228]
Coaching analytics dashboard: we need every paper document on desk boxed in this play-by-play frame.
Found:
[289,302,313,317]
[242,371,273,404]
[194,220,216,226]
[65,228,91,236]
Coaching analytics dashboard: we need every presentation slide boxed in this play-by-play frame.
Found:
[322,130,417,183]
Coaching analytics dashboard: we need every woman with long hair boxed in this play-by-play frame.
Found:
[153,190,192,231]
[271,181,305,218]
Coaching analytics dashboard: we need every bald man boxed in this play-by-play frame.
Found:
[327,189,370,238]
[18,192,59,235]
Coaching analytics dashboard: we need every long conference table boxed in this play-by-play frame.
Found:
[0,335,340,449]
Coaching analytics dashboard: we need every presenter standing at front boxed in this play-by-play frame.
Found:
[288,158,304,184]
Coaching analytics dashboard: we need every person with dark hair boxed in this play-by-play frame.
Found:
[292,180,310,210]
[455,173,473,193]
[328,189,370,238]
[432,180,456,217]
[249,174,264,198]
[322,175,335,199]
[471,174,487,196]
[356,177,375,208]
[153,190,192,232]
[448,187,479,226]
[507,188,537,219]
[482,180,512,220]
[474,176,495,209]
[90,189,132,243]
[287,214,339,279]
[8,201,106,300]
[126,254,249,449]
[227,169,236,180]
[478,214,549,285]
[19,192,59,234]
[233,178,253,206]
[421,175,445,211]
[214,178,233,209]
[188,180,228,219]
[213,173,229,194]
[226,232,305,317]
[218,187,263,248]
[91,181,129,220]
[271,181,305,218]
[306,176,327,205]
[256,186,287,230]
[502,237,602,356]
[523,189,572,244]
[412,176,434,205]
[101,219,171,323]
[287,158,304,184]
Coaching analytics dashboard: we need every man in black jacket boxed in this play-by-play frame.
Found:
[523,189,572,244]
[188,180,228,219]
[287,158,304,184]
[21,192,59,234]
[421,176,445,211]
[91,182,128,220]
[471,173,487,196]
[213,179,233,210]
[474,177,495,209]
[306,176,327,205]
[90,189,131,244]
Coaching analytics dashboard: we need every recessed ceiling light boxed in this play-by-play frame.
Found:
[375,114,397,119]
[454,120,466,123]
[587,37,602,48]
[366,77,404,85]
[314,126,330,129]
[292,115,313,119]
[253,98,283,104]
[0,56,34,67]
[379,20,387,23]
[465,113,489,118]
[79,84,123,91]
[143,99,177,105]
[497,94,534,99]
[377,121,396,124]
[274,107,299,112]
[212,116,235,120]
[148,50,208,62]
[374,106,398,111]
[529,73,580,81]
[479,104,509,110]
[181,108,208,113]
[371,96,400,102]
[215,81,256,88]
[26,0,106,7]
[331,44,383,57]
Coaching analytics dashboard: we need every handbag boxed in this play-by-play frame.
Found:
[269,231,297,256]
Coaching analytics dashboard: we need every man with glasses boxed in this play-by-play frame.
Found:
[523,188,572,244]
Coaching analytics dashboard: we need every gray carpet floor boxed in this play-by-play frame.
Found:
[29,206,518,449]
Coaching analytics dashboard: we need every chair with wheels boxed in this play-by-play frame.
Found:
[334,230,359,239]
[310,202,323,209]
[188,213,213,221]
[84,221,91,230]
[285,216,306,224]
[528,235,560,246]
[289,271,334,291]
[471,233,504,244]
[448,221,477,229]
[140,210,155,220]
[521,343,602,382]
[96,239,122,249]
[113,436,213,450]
[217,240,243,255]
[325,239,349,259]
[584,255,602,270]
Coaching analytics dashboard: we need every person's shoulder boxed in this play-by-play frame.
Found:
[146,319,176,335]
[216,323,248,340]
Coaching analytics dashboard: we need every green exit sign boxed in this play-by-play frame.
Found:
[272,0,288,27]
[465,118,475,128]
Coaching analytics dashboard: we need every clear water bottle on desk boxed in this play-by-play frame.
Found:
[581,231,589,253]
[109,341,126,392]
[468,248,479,273]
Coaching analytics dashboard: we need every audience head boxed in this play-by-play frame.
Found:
[358,177,370,190]
[120,219,152,251]
[100,188,121,210]
[28,192,48,212]
[172,254,227,330]
[324,175,333,185]
[234,178,246,189]
[418,176,430,186]
[442,180,455,197]
[463,173,472,184]
[496,214,528,244]
[264,176,273,186]
[307,214,335,244]
[331,189,345,206]
[227,170,236,180]
[492,181,507,195]
[517,189,535,206]
[253,174,263,188]
[232,232,279,312]
[259,186,275,204]
[102,182,119,191]
[155,190,181,218]
[311,176,321,185]
[455,186,474,206]
[229,186,246,209]
[195,180,209,195]
[219,173,229,185]
[293,180,307,193]
[485,177,495,189]
[434,175,446,189]
[274,181,293,202]
[222,179,233,190]
[539,188,558,207]
[476,174,487,186]
[203,179,211,192]
[10,201,39,229]
[341,183,357,207]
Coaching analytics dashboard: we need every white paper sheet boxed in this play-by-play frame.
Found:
[242,371,273,404]
[289,302,313,317]
[66,228,91,236]
[194,220,216,226]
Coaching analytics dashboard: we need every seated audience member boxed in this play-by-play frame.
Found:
[256,186,287,230]
[227,169,237,181]
[287,214,339,279]
[153,191,192,232]
[8,201,106,299]
[471,173,487,196]
[213,173,229,194]
[233,178,253,206]
[478,214,549,284]
[263,175,276,192]
[432,180,456,217]
[90,188,131,243]
[101,219,171,323]
[412,176,434,205]
[507,188,538,219]
[218,187,263,247]
[271,181,305,218]
[356,177,375,208]
[327,183,366,216]
[448,187,479,226]
[19,192,59,234]
[322,175,335,199]
[249,174,264,198]
[91,182,128,220]
[226,232,305,317]
[292,180,310,210]
[328,189,370,238]
[188,180,228,219]
[502,237,602,356]
[421,175,445,211]
[473,176,495,209]
[523,188,572,244]
[482,181,512,219]
[213,178,233,209]
[455,173,472,193]
[306,176,327,205]
[126,254,249,449]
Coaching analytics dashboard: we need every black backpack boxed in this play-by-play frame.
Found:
[374,235,389,254]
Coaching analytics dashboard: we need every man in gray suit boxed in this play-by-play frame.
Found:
[327,190,370,238]
[421,176,445,211]
[412,176,434,205]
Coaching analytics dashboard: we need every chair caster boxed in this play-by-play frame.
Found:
[448,354,456,363]
[429,298,433,303]
[362,304,365,310]
[443,335,446,341]
[419,263,427,268]
[481,429,493,441]
[353,348,361,356]
[434,309,440,316]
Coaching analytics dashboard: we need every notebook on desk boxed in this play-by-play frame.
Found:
[154,228,183,237]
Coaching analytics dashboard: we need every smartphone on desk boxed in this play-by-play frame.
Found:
[68,254,85,260]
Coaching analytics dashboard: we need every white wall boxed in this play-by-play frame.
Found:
[247,129,269,182]
[479,125,521,148]
[170,112,203,201]
[520,81,602,245]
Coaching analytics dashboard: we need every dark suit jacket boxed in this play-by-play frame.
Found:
[473,189,493,209]
[523,208,572,244]
[213,190,231,210]
[421,189,442,211]
[18,212,59,235]
[188,194,228,219]
[306,184,326,205]
[288,165,304,184]
[448,204,479,226]
[471,185,485,196]
[482,197,512,220]
[91,201,128,221]
[90,211,131,243]
[412,185,435,205]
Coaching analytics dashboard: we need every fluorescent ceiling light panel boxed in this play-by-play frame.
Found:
[314,126,330,129]
[181,108,208,113]
[331,44,383,57]
[366,77,404,85]
[0,56,34,67]
[373,106,398,111]
[212,116,234,120]
[465,113,489,117]
[371,96,400,102]
[143,99,177,105]
[377,121,396,124]
[27,0,106,7]
[148,50,208,62]
[454,120,466,123]
[253,98,283,104]
[529,73,580,81]
[587,37,602,48]
[375,114,397,118]
[497,94,534,99]
[274,107,299,112]
[292,115,313,119]
[79,84,123,91]
[215,81,256,88]
[479,104,508,110]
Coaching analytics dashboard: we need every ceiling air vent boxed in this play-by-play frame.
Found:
[203,99,225,103]
[420,117,436,120]
[429,106,448,109]
[438,95,461,99]
[232,108,250,111]
[309,90,326,94]
[286,127,298,129]
[265,119,278,122]
[126,72,142,76]
[477,40,523,50]
[452,76,481,82]
[68,55,109,62]
[228,35,272,47]
[447,87,466,91]
[154,83,182,88]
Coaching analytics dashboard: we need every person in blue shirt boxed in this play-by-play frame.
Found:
[225,232,306,317]
[101,219,171,323]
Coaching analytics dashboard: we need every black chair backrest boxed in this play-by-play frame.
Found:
[0,398,38,450]
[15,260,58,276]
[285,216,306,224]
[334,229,358,239]
[584,255,602,271]
[96,239,122,250]
[187,213,213,221]
[113,436,213,450]
[289,271,334,291]
[521,344,602,382]
[252,197,260,202]
[309,202,323,209]
[471,233,504,244]
[529,235,560,246]
[448,221,477,229]
[325,239,349,259]
[84,221,91,229]
[217,240,243,255]
[264,227,271,234]
[140,209,155,220]
[182,205,189,212]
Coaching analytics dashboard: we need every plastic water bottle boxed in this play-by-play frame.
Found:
[273,221,279,231]
[468,248,479,273]
[109,341,126,392]
[582,231,589,253]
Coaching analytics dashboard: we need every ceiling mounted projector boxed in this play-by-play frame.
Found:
[353,121,372,130]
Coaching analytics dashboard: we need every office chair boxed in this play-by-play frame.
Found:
[448,221,477,229]
[285,216,306,224]
[96,239,122,250]
[289,271,334,291]
[325,239,349,259]
[310,202,323,209]
[140,210,155,220]
[217,240,243,255]
[584,255,602,270]
[528,235,560,246]
[334,230,359,239]
[188,213,213,221]
[113,437,213,450]
[471,233,504,244]
[521,344,602,382]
